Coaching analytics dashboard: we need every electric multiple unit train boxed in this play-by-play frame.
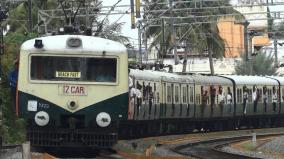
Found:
[17,35,284,148]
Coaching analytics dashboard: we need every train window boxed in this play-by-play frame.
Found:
[167,85,172,103]
[248,89,252,103]
[258,89,263,103]
[196,94,201,104]
[182,86,187,104]
[237,88,242,104]
[276,88,280,103]
[282,88,284,102]
[189,86,194,104]
[30,56,117,82]
[268,89,272,103]
[156,92,160,104]
[174,85,180,103]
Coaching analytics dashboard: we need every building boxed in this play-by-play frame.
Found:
[217,1,270,58]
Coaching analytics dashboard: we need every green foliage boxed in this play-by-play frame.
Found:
[235,52,277,75]
[267,7,274,33]
[2,32,37,75]
[0,32,36,144]
[276,20,284,38]
[144,0,243,58]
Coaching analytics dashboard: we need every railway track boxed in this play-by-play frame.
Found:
[0,144,22,159]
[0,144,21,150]
[173,133,283,159]
[40,147,122,159]
[1,145,121,159]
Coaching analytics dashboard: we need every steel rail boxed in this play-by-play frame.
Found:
[173,133,284,159]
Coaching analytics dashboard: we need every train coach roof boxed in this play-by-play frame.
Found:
[21,35,126,53]
[191,74,233,85]
[267,76,284,85]
[221,75,278,85]
[130,69,194,83]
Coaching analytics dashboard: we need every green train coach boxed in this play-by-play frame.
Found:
[17,35,284,148]
[17,35,129,148]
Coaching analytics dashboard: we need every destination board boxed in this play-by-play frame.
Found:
[56,71,81,78]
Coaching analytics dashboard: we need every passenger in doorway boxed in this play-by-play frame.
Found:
[243,85,248,115]
[252,85,257,113]
[8,59,19,113]
[128,69,133,88]
[136,82,142,117]
[201,89,209,117]
[210,86,216,116]
[148,86,154,117]
[263,86,268,112]
[272,87,278,112]
[128,69,134,119]
[128,85,136,120]
[218,86,225,115]
[227,87,233,113]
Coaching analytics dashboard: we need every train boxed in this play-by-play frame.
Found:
[17,35,128,148]
[17,34,284,148]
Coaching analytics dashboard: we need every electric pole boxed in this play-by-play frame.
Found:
[274,32,278,67]
[138,21,142,65]
[169,0,178,65]
[243,20,250,61]
[28,0,32,32]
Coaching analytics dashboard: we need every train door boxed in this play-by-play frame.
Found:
[222,86,234,117]
[235,86,243,116]
[141,81,155,120]
[256,87,264,116]
[281,87,284,114]
[173,83,181,118]
[165,82,174,118]
[153,82,161,119]
[194,84,203,119]
[147,82,160,120]
[276,87,280,114]
[245,85,254,116]
[160,82,167,118]
[213,85,226,118]
[134,80,143,120]
[266,86,276,115]
[188,84,195,118]
[181,84,188,118]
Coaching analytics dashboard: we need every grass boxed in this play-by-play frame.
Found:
[241,141,258,151]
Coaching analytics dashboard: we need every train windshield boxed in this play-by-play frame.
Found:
[30,56,117,82]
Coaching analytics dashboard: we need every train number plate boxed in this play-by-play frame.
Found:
[60,85,87,96]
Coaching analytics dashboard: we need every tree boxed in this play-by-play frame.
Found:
[235,52,277,75]
[143,0,243,74]
[144,0,242,58]
[0,32,36,145]
[275,20,284,38]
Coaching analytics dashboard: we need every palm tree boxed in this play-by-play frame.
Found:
[144,0,243,74]
[93,18,130,45]
[235,52,277,75]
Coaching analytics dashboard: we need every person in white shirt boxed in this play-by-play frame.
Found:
[128,86,136,120]
[243,85,248,114]
[128,69,133,88]
[135,83,142,117]
[218,86,225,115]
[272,86,277,112]
[263,86,268,112]
[227,87,233,113]
[252,85,257,113]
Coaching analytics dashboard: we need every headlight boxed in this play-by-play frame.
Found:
[96,112,111,127]
[67,100,78,110]
[34,111,49,126]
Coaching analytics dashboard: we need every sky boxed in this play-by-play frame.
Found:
[102,0,284,48]
[102,0,139,46]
